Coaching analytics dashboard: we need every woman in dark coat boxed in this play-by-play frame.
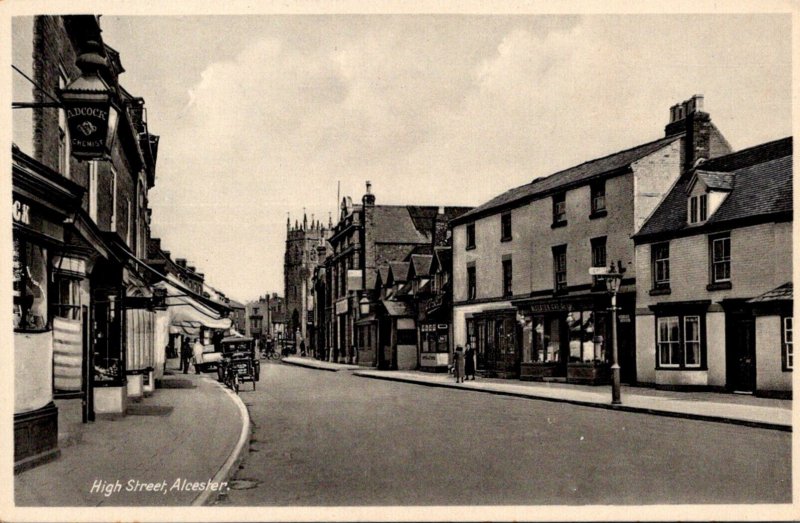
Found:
[464,343,476,380]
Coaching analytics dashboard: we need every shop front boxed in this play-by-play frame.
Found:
[417,295,452,372]
[466,309,518,378]
[13,151,84,471]
[513,292,636,384]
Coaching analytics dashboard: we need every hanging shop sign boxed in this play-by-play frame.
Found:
[60,41,119,160]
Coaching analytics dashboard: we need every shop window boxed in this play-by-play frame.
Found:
[466,223,476,250]
[709,233,731,287]
[651,242,670,290]
[421,324,448,353]
[552,193,567,226]
[552,245,567,293]
[467,266,477,300]
[567,310,606,363]
[13,237,48,331]
[783,317,793,371]
[93,295,122,384]
[657,314,704,369]
[590,181,606,216]
[52,276,81,321]
[466,319,476,351]
[501,213,512,241]
[502,259,513,297]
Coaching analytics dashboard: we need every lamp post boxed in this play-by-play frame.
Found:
[604,261,625,405]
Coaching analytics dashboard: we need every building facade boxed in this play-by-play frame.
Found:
[321,182,471,366]
[284,215,330,345]
[450,95,732,382]
[13,15,162,470]
[633,137,792,396]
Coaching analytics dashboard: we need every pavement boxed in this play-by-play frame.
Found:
[282,356,792,431]
[14,359,249,506]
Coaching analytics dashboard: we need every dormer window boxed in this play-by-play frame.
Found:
[688,194,708,224]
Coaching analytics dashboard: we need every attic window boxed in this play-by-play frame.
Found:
[688,194,708,224]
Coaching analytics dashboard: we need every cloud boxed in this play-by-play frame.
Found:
[142,14,790,300]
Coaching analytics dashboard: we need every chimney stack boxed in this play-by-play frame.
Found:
[362,180,376,207]
[664,94,729,172]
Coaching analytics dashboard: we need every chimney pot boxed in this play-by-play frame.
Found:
[692,94,704,112]
[366,181,372,194]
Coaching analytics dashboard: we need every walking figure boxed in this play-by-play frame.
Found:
[180,336,192,374]
[454,346,465,383]
[465,343,476,380]
[192,337,204,374]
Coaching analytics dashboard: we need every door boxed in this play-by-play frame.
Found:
[730,317,756,392]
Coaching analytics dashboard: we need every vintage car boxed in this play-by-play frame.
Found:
[217,336,260,391]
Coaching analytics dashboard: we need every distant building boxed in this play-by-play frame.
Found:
[321,181,471,367]
[284,214,330,343]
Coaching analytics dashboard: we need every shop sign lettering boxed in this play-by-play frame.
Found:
[12,200,30,225]
[65,102,111,158]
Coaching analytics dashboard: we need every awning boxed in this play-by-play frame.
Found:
[154,275,232,335]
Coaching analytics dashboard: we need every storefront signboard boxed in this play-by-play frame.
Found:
[335,298,348,315]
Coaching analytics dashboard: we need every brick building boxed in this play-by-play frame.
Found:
[322,182,471,366]
[633,137,792,396]
[12,15,161,469]
[450,95,732,381]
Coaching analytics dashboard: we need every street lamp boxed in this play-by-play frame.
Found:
[359,296,371,316]
[604,260,625,405]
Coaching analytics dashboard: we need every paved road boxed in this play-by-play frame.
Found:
[219,362,791,506]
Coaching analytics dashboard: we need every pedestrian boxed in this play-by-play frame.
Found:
[454,346,465,383]
[192,337,205,374]
[300,338,306,357]
[465,343,476,380]
[180,336,192,374]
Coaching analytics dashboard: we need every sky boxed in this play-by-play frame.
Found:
[35,13,792,302]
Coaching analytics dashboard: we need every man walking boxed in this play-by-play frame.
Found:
[180,336,192,374]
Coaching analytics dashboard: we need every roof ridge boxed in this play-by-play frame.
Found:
[530,133,683,184]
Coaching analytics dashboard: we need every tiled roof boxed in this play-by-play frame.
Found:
[373,205,472,244]
[388,261,410,283]
[636,137,792,240]
[377,266,390,287]
[695,171,734,191]
[452,134,683,225]
[748,282,792,303]
[373,206,430,243]
[432,246,452,273]
[410,254,433,277]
